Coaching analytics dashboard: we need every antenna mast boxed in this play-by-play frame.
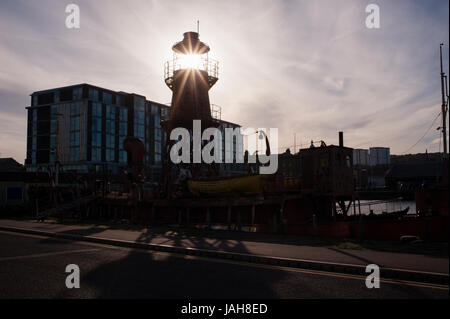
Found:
[440,44,448,157]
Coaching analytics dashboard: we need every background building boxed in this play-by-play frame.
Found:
[369,147,390,166]
[0,158,26,211]
[278,149,302,178]
[385,162,444,191]
[353,149,370,166]
[25,84,244,181]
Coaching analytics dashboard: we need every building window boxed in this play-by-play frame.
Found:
[70,147,80,162]
[50,134,56,148]
[119,136,125,150]
[70,117,80,131]
[154,143,161,154]
[106,118,115,162]
[134,97,145,141]
[106,105,115,120]
[154,114,161,128]
[70,103,81,116]
[106,148,115,162]
[116,95,123,106]
[50,120,57,134]
[70,102,81,162]
[91,147,101,162]
[134,124,145,140]
[119,122,127,136]
[103,92,112,104]
[92,133,101,147]
[89,88,99,101]
[92,118,101,132]
[73,87,83,100]
[106,120,115,134]
[119,150,127,163]
[70,132,80,146]
[117,107,128,162]
[106,134,115,147]
[155,154,161,165]
[92,102,102,117]
[119,108,128,121]
[50,105,57,118]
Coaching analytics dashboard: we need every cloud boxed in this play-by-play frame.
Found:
[0,0,448,163]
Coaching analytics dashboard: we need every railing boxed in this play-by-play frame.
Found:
[210,104,221,120]
[164,57,219,86]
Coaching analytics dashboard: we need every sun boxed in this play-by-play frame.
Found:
[177,54,203,70]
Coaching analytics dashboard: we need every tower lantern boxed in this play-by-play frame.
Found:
[163,31,219,132]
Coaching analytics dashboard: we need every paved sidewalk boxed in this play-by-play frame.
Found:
[0,219,448,274]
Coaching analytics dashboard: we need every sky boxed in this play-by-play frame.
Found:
[0,0,449,163]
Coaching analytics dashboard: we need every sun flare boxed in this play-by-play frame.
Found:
[177,54,203,70]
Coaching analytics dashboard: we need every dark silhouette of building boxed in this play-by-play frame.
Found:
[0,158,26,208]
[278,149,302,178]
[385,162,444,191]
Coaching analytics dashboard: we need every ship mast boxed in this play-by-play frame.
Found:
[439,43,448,157]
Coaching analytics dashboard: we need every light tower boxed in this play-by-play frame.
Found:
[162,31,220,189]
[163,31,219,133]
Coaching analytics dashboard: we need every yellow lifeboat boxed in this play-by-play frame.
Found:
[187,174,281,196]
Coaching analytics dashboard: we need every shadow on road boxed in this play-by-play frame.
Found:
[54,229,289,298]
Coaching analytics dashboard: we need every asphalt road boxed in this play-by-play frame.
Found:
[0,231,447,299]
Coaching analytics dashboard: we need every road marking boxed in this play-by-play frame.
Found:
[102,244,448,291]
[0,248,100,262]
[181,255,449,291]
[1,229,447,290]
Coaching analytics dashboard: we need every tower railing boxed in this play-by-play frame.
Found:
[210,104,221,120]
[164,57,219,89]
